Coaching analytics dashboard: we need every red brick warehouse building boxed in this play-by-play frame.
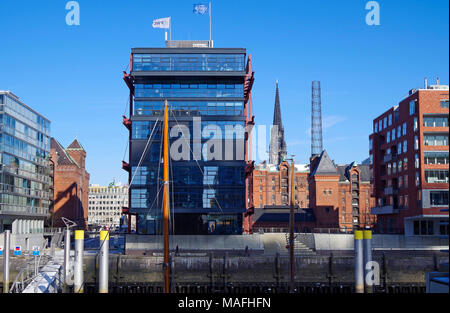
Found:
[251,82,376,233]
[50,138,90,229]
[369,79,449,235]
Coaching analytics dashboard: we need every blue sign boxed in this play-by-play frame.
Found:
[32,246,40,256]
[14,246,21,256]
[0,246,3,256]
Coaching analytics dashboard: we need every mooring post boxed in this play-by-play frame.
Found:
[354,230,364,293]
[74,230,84,293]
[3,230,10,293]
[63,228,70,292]
[363,230,373,293]
[99,230,109,293]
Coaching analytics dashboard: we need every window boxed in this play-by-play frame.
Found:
[424,134,449,146]
[416,172,420,186]
[393,162,397,174]
[403,140,407,153]
[369,138,373,150]
[402,123,407,135]
[374,123,378,133]
[409,100,415,115]
[404,194,408,208]
[414,117,418,131]
[424,151,449,165]
[414,135,419,150]
[398,160,402,172]
[404,174,408,188]
[399,175,403,188]
[425,170,449,183]
[383,117,387,129]
[391,129,396,141]
[397,126,401,138]
[386,131,390,143]
[379,120,382,131]
[423,116,449,127]
[397,143,402,155]
[387,163,391,175]
[370,154,373,165]
[415,154,420,169]
[413,220,434,235]
[440,221,449,236]
[388,114,392,126]
[441,99,449,108]
[430,191,449,206]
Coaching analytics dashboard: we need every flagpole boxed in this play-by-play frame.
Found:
[209,1,211,43]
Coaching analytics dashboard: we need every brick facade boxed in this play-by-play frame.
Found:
[50,138,90,229]
[252,153,376,233]
[369,84,449,235]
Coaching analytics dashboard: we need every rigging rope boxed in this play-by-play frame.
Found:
[170,110,225,214]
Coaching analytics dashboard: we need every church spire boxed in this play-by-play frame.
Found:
[269,81,287,165]
[273,80,282,128]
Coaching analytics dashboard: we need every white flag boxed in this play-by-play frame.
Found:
[152,17,170,29]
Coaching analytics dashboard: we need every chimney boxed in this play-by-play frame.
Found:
[424,77,428,89]
[437,77,440,86]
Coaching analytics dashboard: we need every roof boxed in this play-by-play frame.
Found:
[254,162,309,173]
[51,138,79,167]
[67,139,85,151]
[131,47,246,54]
[253,206,316,223]
[336,163,372,182]
[310,150,338,176]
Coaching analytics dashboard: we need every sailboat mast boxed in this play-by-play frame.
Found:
[289,157,295,293]
[163,99,170,293]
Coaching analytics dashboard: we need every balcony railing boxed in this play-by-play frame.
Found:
[384,186,393,195]
[371,205,394,215]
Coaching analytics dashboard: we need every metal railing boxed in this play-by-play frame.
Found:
[9,253,53,293]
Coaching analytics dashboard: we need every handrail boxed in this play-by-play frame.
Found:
[9,254,53,293]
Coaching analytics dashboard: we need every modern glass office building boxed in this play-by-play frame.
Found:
[0,90,51,248]
[123,42,255,235]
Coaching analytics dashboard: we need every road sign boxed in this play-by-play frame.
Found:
[0,246,3,256]
[32,246,40,256]
[14,246,21,256]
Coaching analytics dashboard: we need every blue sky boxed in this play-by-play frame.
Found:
[0,0,448,186]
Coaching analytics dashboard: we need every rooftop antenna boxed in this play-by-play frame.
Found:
[424,77,428,89]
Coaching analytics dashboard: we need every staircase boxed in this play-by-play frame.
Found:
[283,234,316,256]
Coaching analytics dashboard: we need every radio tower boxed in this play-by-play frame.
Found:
[311,81,323,157]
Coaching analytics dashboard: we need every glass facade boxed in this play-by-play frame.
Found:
[134,100,244,116]
[135,80,243,98]
[133,53,245,72]
[128,48,247,235]
[0,91,51,234]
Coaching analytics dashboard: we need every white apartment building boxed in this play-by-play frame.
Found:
[88,183,128,229]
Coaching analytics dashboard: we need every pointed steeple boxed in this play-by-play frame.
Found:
[273,80,283,128]
[269,81,287,165]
